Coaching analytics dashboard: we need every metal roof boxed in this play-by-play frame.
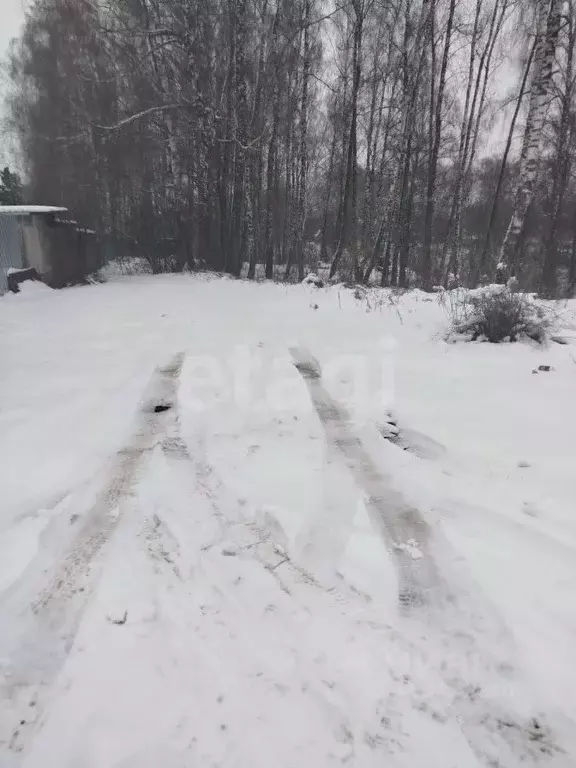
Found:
[0,205,68,215]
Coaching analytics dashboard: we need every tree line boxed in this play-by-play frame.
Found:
[4,0,575,295]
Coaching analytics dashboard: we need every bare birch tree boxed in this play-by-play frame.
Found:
[499,0,563,276]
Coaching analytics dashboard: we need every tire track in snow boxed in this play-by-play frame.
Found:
[290,346,569,767]
[33,354,184,617]
[0,353,184,763]
[290,346,444,611]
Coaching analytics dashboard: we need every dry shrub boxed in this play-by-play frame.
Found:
[352,285,404,322]
[441,285,554,343]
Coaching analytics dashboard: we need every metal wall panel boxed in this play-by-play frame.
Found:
[0,215,25,295]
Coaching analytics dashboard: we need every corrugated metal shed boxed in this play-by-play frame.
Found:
[0,214,25,295]
[0,207,68,295]
[1,206,105,294]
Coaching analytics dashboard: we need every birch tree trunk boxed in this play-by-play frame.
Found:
[289,0,311,282]
[329,0,363,280]
[443,0,510,285]
[500,0,562,275]
[422,0,456,291]
[247,0,269,279]
[264,4,281,280]
[320,124,337,264]
[542,3,574,296]
[229,0,249,276]
[477,37,536,282]
[367,0,428,286]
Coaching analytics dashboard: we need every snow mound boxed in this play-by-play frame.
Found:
[2,279,52,299]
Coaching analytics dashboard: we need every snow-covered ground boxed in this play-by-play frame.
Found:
[1,275,576,767]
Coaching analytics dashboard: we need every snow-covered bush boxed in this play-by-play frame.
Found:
[302,272,324,288]
[442,284,554,343]
[352,285,404,320]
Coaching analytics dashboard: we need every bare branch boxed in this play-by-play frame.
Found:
[93,104,188,131]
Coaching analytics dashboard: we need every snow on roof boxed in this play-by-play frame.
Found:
[54,218,97,234]
[0,205,68,215]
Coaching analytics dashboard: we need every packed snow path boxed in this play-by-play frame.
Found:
[0,354,185,758]
[1,276,576,767]
[290,346,571,765]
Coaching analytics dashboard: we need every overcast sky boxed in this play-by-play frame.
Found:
[0,0,26,166]
[1,0,26,60]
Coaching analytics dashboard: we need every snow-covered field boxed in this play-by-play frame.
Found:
[1,275,576,767]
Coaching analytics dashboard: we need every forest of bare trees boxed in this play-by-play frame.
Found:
[3,0,576,295]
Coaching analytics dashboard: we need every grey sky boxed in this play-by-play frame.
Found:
[1,0,26,61]
[1,0,26,166]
